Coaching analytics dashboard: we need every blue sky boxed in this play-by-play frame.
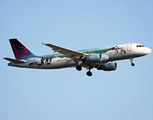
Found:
[1,0,153,120]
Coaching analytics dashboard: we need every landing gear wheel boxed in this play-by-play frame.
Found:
[86,71,92,77]
[130,58,135,67]
[76,66,82,71]
[131,63,135,66]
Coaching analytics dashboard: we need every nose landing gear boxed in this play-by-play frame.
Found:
[131,63,135,66]
[130,58,135,66]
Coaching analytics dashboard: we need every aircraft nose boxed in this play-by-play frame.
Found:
[146,48,151,54]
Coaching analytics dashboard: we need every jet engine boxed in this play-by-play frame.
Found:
[85,54,109,62]
[97,62,117,71]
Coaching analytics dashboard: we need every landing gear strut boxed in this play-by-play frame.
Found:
[86,70,92,77]
[76,66,82,71]
[76,66,93,77]
[130,58,135,66]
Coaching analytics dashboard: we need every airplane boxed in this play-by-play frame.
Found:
[3,38,151,76]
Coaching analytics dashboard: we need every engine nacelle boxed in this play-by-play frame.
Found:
[86,54,109,62]
[97,62,117,71]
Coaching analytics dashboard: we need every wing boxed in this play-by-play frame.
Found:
[3,57,25,63]
[45,43,88,64]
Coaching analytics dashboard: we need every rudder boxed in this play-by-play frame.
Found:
[9,38,35,60]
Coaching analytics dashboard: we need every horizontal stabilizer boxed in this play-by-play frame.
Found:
[3,57,25,63]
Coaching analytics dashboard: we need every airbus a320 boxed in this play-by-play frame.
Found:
[3,39,151,76]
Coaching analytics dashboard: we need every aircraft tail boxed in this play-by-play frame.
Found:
[9,38,36,60]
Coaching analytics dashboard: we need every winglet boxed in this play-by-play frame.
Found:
[41,42,45,46]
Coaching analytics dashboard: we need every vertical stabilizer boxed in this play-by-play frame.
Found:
[9,38,35,60]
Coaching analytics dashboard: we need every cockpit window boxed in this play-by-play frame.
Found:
[137,45,145,47]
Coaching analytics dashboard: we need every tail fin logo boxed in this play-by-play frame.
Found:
[10,39,35,60]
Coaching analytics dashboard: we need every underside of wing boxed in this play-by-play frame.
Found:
[3,57,25,63]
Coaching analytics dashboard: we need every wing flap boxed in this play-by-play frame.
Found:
[3,57,25,63]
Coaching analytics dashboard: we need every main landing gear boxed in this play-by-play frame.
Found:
[76,66,82,71]
[86,70,92,77]
[76,66,93,77]
[130,57,135,66]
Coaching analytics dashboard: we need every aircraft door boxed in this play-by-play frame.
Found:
[127,43,132,52]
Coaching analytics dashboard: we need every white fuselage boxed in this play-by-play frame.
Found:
[8,43,151,69]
